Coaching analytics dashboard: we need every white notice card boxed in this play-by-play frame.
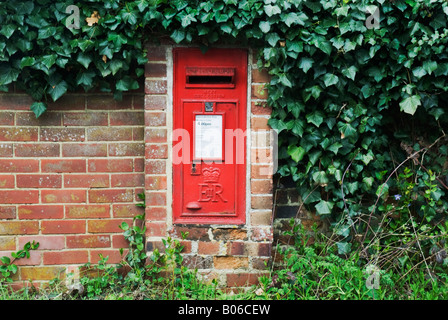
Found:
[195,115,223,159]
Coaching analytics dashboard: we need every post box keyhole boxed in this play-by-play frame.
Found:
[205,102,214,112]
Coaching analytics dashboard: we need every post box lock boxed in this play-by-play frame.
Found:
[205,102,214,112]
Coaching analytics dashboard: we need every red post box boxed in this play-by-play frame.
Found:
[173,48,248,224]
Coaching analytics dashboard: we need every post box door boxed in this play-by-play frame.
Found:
[173,48,247,225]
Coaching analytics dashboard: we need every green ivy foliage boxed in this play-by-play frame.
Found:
[1,0,447,243]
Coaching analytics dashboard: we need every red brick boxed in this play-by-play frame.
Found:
[108,143,145,156]
[251,116,270,130]
[145,63,167,78]
[18,205,64,219]
[40,128,85,142]
[86,127,133,141]
[145,206,166,221]
[113,204,145,218]
[251,84,268,99]
[62,143,107,157]
[251,195,273,209]
[145,144,168,159]
[88,159,133,172]
[0,206,16,219]
[65,205,110,219]
[146,46,166,61]
[41,190,87,203]
[145,112,166,126]
[0,175,14,188]
[46,94,85,111]
[0,190,39,204]
[145,191,166,206]
[251,68,270,83]
[111,173,144,187]
[17,174,62,188]
[145,128,167,143]
[64,174,109,188]
[15,143,60,157]
[250,179,273,194]
[251,101,272,115]
[41,159,86,173]
[43,251,89,265]
[214,256,249,269]
[133,94,145,110]
[86,95,133,110]
[145,221,166,237]
[41,220,86,234]
[19,235,65,250]
[0,144,13,157]
[20,266,66,281]
[10,251,41,266]
[0,221,39,235]
[0,237,16,250]
[90,250,123,264]
[226,273,262,287]
[109,112,144,126]
[145,175,167,190]
[198,242,220,255]
[112,234,129,248]
[0,127,38,141]
[16,112,61,126]
[250,164,274,179]
[87,219,132,233]
[227,242,245,255]
[89,189,134,203]
[0,94,33,110]
[145,160,166,174]
[134,158,145,172]
[0,112,14,125]
[145,95,166,110]
[133,127,144,141]
[145,79,167,94]
[63,112,108,126]
[67,235,111,248]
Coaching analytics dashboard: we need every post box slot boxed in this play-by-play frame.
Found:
[185,67,235,88]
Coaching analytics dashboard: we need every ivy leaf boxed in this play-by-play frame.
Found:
[48,80,68,102]
[259,21,271,33]
[298,57,313,73]
[423,60,437,75]
[266,33,280,47]
[20,57,36,68]
[77,53,92,69]
[116,76,139,91]
[264,4,281,17]
[323,73,339,87]
[0,64,20,86]
[286,119,304,136]
[287,145,306,163]
[171,29,185,43]
[306,111,324,127]
[0,24,16,39]
[30,101,47,118]
[313,171,329,184]
[341,66,357,81]
[336,242,351,254]
[399,95,421,115]
[315,200,334,215]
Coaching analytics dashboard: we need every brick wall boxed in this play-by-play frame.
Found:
[0,89,145,285]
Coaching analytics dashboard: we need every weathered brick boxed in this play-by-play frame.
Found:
[145,63,167,78]
[87,219,132,233]
[145,160,166,174]
[90,250,123,264]
[109,112,144,126]
[62,143,108,157]
[0,175,14,188]
[226,273,263,287]
[65,205,110,219]
[251,227,274,242]
[41,220,86,234]
[40,128,85,142]
[145,175,167,190]
[198,241,220,255]
[133,127,145,141]
[250,164,274,179]
[20,266,66,281]
[0,143,13,157]
[18,235,65,250]
[133,94,145,110]
[43,251,89,265]
[66,235,111,248]
[212,229,247,241]
[88,159,133,172]
[87,127,133,141]
[108,142,145,156]
[182,255,213,269]
[62,112,108,126]
[112,234,129,249]
[46,94,85,111]
[251,116,270,130]
[0,206,16,219]
[251,84,268,100]
[145,112,166,126]
[144,206,166,221]
[250,148,273,164]
[250,179,273,194]
[145,191,166,206]
[251,101,271,115]
[0,221,39,235]
[41,159,86,173]
[86,94,133,110]
[0,237,16,250]
[113,204,145,218]
[134,158,145,172]
[171,227,209,241]
[227,242,245,256]
[145,128,167,143]
[250,210,273,226]
[214,256,249,269]
[10,251,41,266]
[17,174,62,188]
[15,143,60,157]
[145,144,168,159]
[146,46,167,61]
[89,189,134,203]
[251,68,270,83]
[41,190,87,203]
[64,174,109,188]
[145,79,167,94]
[0,112,14,125]
[145,221,166,237]
[18,205,64,219]
[145,95,166,110]
[0,190,39,204]
[0,159,39,172]
[16,112,62,126]
[0,94,33,110]
[111,173,144,187]
[251,195,273,210]
[0,127,38,141]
